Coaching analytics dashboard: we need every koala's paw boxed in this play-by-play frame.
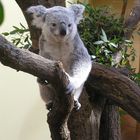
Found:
[74,100,81,110]
[46,101,53,111]
[37,78,48,85]
[65,82,75,95]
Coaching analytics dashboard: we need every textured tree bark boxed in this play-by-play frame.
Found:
[2,0,140,139]
[86,64,140,122]
[99,101,121,140]
[68,90,106,140]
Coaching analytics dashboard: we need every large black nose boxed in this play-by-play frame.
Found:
[60,22,66,36]
[60,28,66,36]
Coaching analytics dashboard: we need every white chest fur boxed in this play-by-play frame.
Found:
[39,40,74,72]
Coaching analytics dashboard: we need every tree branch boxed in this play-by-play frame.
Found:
[0,35,140,123]
[86,64,140,122]
[0,35,73,140]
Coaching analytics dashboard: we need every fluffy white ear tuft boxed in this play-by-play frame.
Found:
[69,4,85,24]
[27,5,47,29]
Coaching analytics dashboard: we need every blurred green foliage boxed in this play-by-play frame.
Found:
[78,4,135,67]
[0,1,4,25]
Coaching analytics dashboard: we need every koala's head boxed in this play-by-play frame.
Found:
[27,4,85,42]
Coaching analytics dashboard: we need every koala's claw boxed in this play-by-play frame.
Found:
[37,78,48,85]
[74,100,81,110]
[46,101,53,111]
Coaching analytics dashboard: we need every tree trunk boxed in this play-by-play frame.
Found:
[99,101,121,140]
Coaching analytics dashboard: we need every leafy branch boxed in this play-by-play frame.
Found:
[2,23,31,49]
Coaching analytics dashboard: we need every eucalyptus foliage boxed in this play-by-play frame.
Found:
[2,23,31,49]
[78,4,135,67]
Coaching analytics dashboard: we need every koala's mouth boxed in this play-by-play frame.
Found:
[53,33,69,42]
[54,36,68,42]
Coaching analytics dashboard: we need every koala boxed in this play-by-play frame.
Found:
[27,4,92,110]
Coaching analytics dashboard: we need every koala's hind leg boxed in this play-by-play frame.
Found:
[37,78,55,110]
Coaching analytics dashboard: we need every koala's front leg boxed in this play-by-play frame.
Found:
[66,82,82,110]
[65,74,84,110]
[37,78,55,110]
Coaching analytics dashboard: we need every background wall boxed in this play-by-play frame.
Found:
[0,0,51,140]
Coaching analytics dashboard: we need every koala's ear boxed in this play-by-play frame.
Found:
[69,4,85,24]
[26,5,47,29]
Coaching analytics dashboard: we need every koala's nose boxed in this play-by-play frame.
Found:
[60,22,66,36]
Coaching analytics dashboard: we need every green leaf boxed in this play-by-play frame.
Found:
[94,40,104,45]
[101,29,108,42]
[15,38,21,46]
[10,30,18,34]
[20,23,26,29]
[24,36,29,42]
[109,42,118,48]
[2,32,9,36]
[13,26,20,30]
[0,2,4,25]
[125,40,132,44]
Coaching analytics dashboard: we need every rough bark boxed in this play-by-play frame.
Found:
[86,64,140,122]
[68,90,106,140]
[99,101,121,140]
[0,36,140,136]
[121,0,128,19]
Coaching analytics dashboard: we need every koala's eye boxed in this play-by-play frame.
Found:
[52,23,56,27]
[68,24,72,27]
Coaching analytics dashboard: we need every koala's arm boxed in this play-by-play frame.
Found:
[67,34,92,90]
